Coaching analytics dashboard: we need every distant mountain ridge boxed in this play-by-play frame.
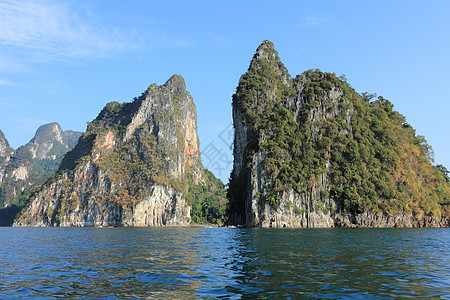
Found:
[28,122,81,160]
[0,123,81,225]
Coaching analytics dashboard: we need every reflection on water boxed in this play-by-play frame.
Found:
[0,227,449,299]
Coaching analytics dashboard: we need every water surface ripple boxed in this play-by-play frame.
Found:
[0,227,449,299]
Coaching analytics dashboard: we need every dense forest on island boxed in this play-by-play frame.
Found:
[228,41,449,227]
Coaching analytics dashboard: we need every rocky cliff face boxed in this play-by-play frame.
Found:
[14,75,203,227]
[0,124,81,210]
[228,41,450,228]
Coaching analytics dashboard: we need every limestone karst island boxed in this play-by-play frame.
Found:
[1,41,449,228]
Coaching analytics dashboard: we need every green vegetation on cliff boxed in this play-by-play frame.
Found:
[187,169,227,225]
[229,40,450,219]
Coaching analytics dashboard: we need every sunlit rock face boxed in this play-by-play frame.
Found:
[14,75,203,227]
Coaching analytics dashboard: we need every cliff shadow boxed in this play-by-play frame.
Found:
[0,205,22,226]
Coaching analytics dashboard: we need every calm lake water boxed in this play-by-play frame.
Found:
[0,227,449,299]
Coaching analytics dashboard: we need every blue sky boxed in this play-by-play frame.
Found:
[0,0,449,182]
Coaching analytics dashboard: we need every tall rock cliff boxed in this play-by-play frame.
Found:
[228,41,450,228]
[14,75,204,227]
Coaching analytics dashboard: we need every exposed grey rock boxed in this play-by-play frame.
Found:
[123,75,202,182]
[14,180,189,227]
[14,75,203,227]
[333,212,449,228]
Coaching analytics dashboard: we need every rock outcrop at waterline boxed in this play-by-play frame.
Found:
[14,75,203,227]
[228,40,450,228]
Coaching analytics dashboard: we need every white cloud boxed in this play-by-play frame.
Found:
[0,0,138,59]
[0,0,195,64]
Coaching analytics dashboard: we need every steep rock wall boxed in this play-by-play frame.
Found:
[14,171,190,227]
[244,85,344,228]
[229,40,450,228]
